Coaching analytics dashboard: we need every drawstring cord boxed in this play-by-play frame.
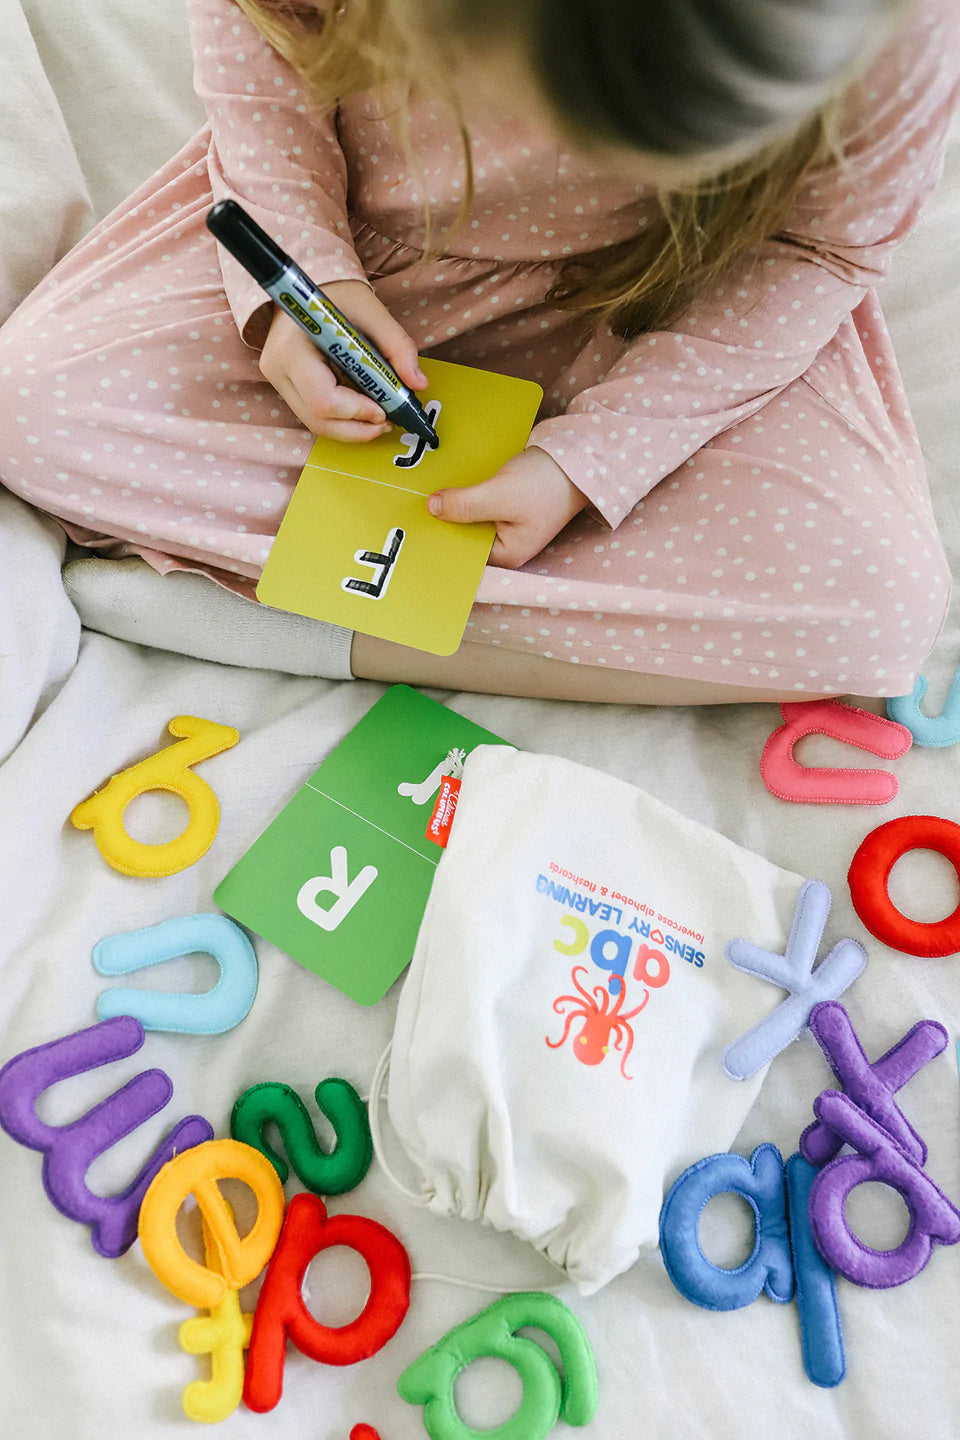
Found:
[367,1040,431,1207]
[366,1040,568,1296]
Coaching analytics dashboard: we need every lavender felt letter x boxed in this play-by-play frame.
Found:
[801,1002,947,1167]
[723,880,867,1081]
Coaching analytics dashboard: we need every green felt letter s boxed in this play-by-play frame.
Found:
[230,1078,371,1195]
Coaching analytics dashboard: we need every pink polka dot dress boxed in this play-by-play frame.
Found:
[1,0,958,694]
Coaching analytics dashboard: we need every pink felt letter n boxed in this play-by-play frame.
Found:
[761,701,912,805]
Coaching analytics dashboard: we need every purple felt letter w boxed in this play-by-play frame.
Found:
[0,1016,212,1258]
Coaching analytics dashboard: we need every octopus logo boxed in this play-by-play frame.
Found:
[546,966,649,1081]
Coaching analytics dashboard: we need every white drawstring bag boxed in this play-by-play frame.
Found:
[384,745,808,1294]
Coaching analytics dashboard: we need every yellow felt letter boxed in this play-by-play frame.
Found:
[139,1138,284,1309]
[70,716,239,877]
[178,1211,254,1424]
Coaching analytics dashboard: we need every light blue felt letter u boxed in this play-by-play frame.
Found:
[887,662,960,748]
[93,913,258,1035]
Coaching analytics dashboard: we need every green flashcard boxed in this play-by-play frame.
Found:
[214,686,510,1005]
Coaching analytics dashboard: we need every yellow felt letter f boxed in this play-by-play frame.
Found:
[178,1212,254,1424]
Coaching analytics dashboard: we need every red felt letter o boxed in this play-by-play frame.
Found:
[848,815,960,957]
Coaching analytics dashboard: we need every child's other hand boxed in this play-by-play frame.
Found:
[426,447,590,568]
[259,280,427,442]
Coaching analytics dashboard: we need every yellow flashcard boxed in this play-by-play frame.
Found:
[256,357,543,655]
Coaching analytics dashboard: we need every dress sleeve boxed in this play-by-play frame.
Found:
[189,0,368,347]
[529,0,960,528]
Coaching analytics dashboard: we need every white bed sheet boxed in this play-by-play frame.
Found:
[2,3,960,1436]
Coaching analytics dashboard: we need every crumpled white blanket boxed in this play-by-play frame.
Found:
[2,0,960,1432]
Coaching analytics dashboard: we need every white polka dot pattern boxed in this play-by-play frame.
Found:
[0,0,955,694]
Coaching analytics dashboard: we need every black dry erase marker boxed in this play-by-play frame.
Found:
[206,199,439,451]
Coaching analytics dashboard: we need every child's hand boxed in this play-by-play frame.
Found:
[259,280,428,441]
[426,446,590,568]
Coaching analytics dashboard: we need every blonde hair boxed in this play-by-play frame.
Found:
[232,0,908,338]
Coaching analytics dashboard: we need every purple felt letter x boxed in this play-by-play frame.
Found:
[722,880,867,1081]
[801,1001,948,1167]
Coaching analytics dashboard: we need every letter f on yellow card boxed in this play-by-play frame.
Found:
[256,358,542,655]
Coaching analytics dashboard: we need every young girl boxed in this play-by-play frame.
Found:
[1,0,957,704]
